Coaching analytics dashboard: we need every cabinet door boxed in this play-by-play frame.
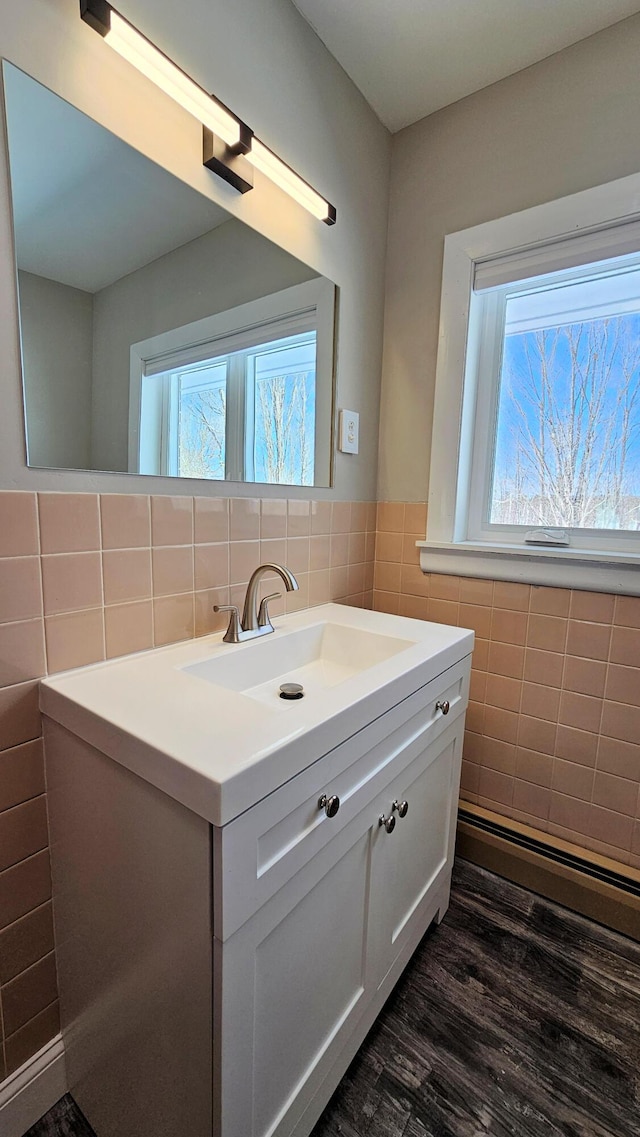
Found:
[216,822,375,1137]
[368,718,463,988]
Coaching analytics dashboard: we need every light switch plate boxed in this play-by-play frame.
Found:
[338,409,359,454]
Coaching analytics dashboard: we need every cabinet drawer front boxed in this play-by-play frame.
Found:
[215,656,470,938]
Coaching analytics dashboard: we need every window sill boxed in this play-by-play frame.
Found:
[417,540,640,595]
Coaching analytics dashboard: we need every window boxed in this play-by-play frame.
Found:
[128,279,334,487]
[424,173,640,593]
[468,256,640,549]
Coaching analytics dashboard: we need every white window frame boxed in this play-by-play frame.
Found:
[421,170,640,595]
[128,278,335,486]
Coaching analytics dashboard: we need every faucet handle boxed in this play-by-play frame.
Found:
[214,604,241,643]
[257,592,282,629]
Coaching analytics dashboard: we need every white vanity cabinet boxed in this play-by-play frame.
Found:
[41,605,472,1137]
[221,721,464,1137]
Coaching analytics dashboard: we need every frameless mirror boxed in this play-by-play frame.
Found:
[3,62,336,487]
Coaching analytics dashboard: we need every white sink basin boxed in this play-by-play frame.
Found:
[40,604,474,825]
[182,621,414,705]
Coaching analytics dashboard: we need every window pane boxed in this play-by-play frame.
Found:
[177,362,227,479]
[490,268,640,530]
[251,335,316,485]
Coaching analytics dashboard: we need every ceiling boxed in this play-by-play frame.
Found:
[291,0,640,132]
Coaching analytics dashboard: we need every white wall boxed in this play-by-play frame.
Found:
[18,270,93,469]
[0,0,390,499]
[378,13,640,502]
[90,218,317,471]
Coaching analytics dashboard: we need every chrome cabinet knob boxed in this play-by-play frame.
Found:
[393,799,409,818]
[379,813,396,834]
[436,699,450,715]
[318,794,340,818]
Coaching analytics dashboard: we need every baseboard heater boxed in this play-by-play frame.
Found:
[457,805,640,899]
[457,803,640,938]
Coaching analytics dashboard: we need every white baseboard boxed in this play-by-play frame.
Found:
[0,1034,67,1137]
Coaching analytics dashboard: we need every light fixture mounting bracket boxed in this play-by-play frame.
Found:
[203,128,254,194]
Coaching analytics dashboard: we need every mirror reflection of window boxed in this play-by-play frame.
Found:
[141,330,317,485]
[177,363,228,480]
[251,334,316,486]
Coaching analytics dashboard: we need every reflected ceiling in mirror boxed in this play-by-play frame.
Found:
[3,63,336,487]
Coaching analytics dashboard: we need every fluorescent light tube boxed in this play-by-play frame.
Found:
[82,2,244,149]
[247,139,336,225]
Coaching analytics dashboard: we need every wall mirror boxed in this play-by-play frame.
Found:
[2,62,337,487]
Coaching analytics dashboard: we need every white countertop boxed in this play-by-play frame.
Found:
[40,604,473,826]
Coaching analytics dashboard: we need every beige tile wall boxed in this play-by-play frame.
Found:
[373,502,640,873]
[0,490,376,1080]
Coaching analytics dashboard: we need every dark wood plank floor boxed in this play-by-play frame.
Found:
[26,860,640,1137]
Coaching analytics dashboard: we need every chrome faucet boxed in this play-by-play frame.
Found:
[214,563,299,643]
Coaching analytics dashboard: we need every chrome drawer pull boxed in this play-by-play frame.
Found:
[318,794,340,818]
[392,799,409,818]
[435,699,450,715]
[378,813,396,834]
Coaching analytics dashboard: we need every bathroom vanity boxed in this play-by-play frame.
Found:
[41,604,473,1137]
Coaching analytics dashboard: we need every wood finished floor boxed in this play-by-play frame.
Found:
[26,860,640,1137]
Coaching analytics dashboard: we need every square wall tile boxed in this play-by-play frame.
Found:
[45,609,104,673]
[194,497,229,544]
[2,950,58,1036]
[527,614,567,654]
[153,595,194,646]
[570,591,615,624]
[194,544,229,592]
[554,725,598,767]
[566,620,611,662]
[38,494,100,554]
[0,558,42,624]
[0,797,48,872]
[0,621,46,688]
[151,496,193,546]
[310,501,331,535]
[459,578,494,607]
[0,900,54,985]
[493,582,530,612]
[563,656,607,698]
[5,1001,59,1077]
[0,849,51,931]
[596,735,640,781]
[0,494,39,557]
[229,541,260,586]
[0,683,41,752]
[101,494,150,549]
[331,502,352,534]
[229,498,260,541]
[350,502,368,533]
[530,587,570,617]
[104,602,153,659]
[614,595,640,629]
[0,739,44,812]
[403,503,427,535]
[610,626,640,667]
[41,553,102,615]
[287,500,310,537]
[376,502,404,533]
[103,549,152,605]
[152,546,194,597]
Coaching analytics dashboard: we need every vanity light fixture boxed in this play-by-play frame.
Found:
[80,0,253,192]
[246,139,336,225]
[79,0,336,222]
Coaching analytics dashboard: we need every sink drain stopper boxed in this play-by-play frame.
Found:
[279,682,304,700]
